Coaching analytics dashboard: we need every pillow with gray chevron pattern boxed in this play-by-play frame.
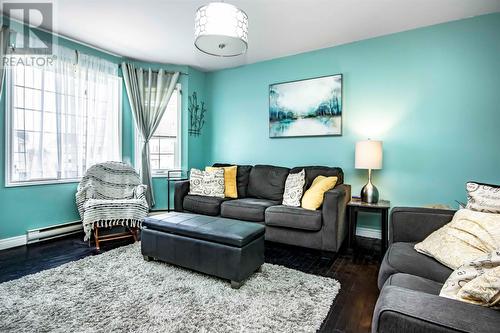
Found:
[466,182,500,214]
[282,169,305,207]
[189,168,225,198]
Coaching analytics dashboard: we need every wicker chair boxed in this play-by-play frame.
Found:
[76,162,149,250]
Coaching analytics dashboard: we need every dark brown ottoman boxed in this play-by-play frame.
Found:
[141,212,265,289]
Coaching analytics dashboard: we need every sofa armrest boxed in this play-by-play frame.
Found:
[372,285,500,333]
[390,207,455,244]
[174,180,190,212]
[321,184,351,252]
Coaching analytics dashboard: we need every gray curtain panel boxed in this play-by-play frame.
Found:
[122,62,180,207]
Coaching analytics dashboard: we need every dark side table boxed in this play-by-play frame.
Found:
[347,198,391,255]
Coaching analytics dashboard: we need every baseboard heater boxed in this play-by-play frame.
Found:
[26,221,83,244]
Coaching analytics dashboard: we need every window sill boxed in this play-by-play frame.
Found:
[151,169,185,179]
[5,178,81,188]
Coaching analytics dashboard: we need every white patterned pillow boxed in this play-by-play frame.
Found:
[466,182,500,214]
[282,169,305,207]
[440,250,500,308]
[189,168,225,198]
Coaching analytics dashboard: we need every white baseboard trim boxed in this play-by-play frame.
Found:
[1,220,82,251]
[26,220,82,244]
[356,226,382,239]
[0,235,27,251]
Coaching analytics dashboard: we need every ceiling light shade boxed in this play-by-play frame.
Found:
[194,2,248,57]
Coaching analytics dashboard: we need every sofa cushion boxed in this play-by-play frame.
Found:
[378,242,453,289]
[213,163,252,198]
[384,273,443,295]
[265,205,322,231]
[247,165,290,201]
[183,195,229,216]
[290,166,344,189]
[221,198,279,222]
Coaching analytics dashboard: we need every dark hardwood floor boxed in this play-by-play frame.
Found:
[0,233,381,333]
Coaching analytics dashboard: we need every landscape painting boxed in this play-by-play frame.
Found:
[269,74,342,137]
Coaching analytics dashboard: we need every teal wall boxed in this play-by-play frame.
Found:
[2,13,499,239]
[205,14,500,229]
[0,24,207,238]
[187,68,210,170]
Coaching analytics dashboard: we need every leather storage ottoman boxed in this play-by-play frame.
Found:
[141,212,265,289]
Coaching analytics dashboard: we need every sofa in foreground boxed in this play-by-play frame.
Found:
[174,164,351,252]
[372,207,500,333]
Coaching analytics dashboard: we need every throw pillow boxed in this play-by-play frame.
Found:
[282,169,306,207]
[466,181,500,214]
[459,266,500,308]
[414,209,500,270]
[188,168,225,198]
[206,165,238,198]
[440,250,500,308]
[301,175,338,210]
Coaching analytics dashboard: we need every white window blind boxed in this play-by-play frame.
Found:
[6,47,121,186]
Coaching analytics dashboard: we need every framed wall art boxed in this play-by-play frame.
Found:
[269,74,342,138]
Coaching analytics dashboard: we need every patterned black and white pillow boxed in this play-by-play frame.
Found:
[466,182,500,214]
[189,168,225,198]
[282,169,306,207]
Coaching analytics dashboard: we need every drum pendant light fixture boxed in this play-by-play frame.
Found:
[194,2,248,57]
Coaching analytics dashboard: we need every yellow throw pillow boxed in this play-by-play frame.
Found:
[206,166,238,198]
[301,176,338,210]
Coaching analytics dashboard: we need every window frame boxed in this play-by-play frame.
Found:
[4,64,123,188]
[135,83,182,177]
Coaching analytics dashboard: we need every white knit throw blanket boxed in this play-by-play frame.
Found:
[76,162,149,241]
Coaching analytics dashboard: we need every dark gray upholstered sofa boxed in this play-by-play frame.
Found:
[373,207,500,333]
[174,164,351,252]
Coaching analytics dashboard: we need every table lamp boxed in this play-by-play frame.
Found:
[355,139,383,203]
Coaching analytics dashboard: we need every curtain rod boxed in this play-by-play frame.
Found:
[118,63,188,76]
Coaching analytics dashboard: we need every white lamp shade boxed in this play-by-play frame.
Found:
[355,140,383,170]
[194,2,248,57]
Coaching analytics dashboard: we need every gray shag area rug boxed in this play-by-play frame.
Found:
[0,243,340,333]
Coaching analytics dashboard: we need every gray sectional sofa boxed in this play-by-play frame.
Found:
[373,207,500,333]
[174,164,351,252]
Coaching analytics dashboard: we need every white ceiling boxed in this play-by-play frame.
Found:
[5,0,500,71]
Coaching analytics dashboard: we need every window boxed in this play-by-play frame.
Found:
[136,85,181,175]
[5,52,121,186]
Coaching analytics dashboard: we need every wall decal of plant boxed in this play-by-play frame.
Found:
[188,92,206,136]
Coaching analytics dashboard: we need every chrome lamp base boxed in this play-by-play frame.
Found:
[361,169,379,204]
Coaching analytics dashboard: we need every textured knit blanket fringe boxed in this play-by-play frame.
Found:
[83,218,143,241]
[76,162,149,241]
